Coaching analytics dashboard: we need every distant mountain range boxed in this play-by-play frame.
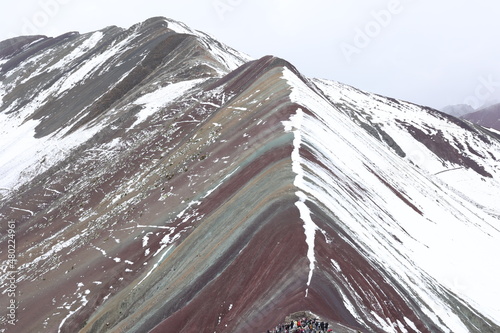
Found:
[441,103,500,131]
[1,17,499,333]
[462,104,500,131]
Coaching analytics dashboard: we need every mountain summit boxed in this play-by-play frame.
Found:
[1,17,499,333]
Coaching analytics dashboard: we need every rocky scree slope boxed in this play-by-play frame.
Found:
[1,17,500,333]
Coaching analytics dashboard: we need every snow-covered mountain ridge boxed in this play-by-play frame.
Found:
[0,17,249,192]
[0,17,499,333]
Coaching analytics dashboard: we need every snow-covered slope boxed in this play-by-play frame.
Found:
[0,18,499,333]
[308,77,500,329]
[0,17,249,193]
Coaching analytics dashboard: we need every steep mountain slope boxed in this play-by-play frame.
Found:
[0,17,248,193]
[462,103,500,131]
[1,17,499,333]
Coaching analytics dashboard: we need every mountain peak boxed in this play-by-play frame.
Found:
[1,17,250,139]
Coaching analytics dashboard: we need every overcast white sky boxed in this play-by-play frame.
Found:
[2,0,500,110]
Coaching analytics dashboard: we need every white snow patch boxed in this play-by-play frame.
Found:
[283,107,319,296]
[92,246,107,256]
[135,245,174,288]
[55,31,137,95]
[166,19,194,34]
[404,317,420,332]
[48,31,104,71]
[142,232,153,248]
[130,78,207,128]
[19,234,82,271]
[0,110,103,192]
[330,259,341,272]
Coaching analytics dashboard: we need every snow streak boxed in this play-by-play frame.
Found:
[283,108,319,297]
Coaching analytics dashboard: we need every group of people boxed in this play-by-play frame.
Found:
[266,316,332,333]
